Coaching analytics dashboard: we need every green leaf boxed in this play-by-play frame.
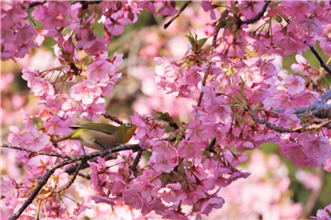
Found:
[154,110,170,122]
[197,38,208,50]
[185,32,196,46]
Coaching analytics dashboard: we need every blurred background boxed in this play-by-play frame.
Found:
[1,1,331,219]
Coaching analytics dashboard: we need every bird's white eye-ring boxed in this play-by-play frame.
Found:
[125,122,132,127]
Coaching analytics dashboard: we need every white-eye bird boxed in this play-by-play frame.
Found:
[53,122,137,150]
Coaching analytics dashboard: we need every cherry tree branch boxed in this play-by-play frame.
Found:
[102,112,124,125]
[9,170,54,220]
[197,17,223,107]
[55,160,84,193]
[309,44,331,76]
[8,143,141,220]
[240,0,271,25]
[164,1,192,29]
[102,112,123,125]
[207,138,217,152]
[0,144,73,159]
[248,105,331,133]
[65,153,118,175]
[80,0,103,5]
[130,149,144,171]
[77,172,91,180]
[291,83,331,119]
[309,105,331,119]
[292,97,331,119]
[27,1,46,9]
[294,88,331,117]
[272,44,331,118]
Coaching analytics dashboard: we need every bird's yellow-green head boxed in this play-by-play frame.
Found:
[117,122,137,144]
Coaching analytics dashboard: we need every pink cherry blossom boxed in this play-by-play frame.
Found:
[324,159,331,172]
[283,74,305,95]
[153,141,176,158]
[43,115,71,135]
[104,11,131,36]
[22,127,51,151]
[177,140,204,159]
[77,37,108,55]
[3,1,331,219]
[152,153,178,173]
[301,135,331,160]
[204,24,216,37]
[70,80,102,105]
[240,1,265,20]
[30,77,55,98]
[186,119,209,142]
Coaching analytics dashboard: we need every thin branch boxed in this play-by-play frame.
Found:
[65,153,117,175]
[83,1,103,5]
[102,113,123,125]
[276,46,331,117]
[77,172,91,180]
[9,170,54,220]
[317,88,331,104]
[27,1,46,9]
[248,106,331,133]
[0,144,73,159]
[48,144,140,171]
[197,17,223,107]
[207,138,216,152]
[274,88,331,117]
[309,44,331,76]
[130,149,144,172]
[240,0,271,25]
[164,1,192,29]
[54,160,84,193]
[9,143,141,220]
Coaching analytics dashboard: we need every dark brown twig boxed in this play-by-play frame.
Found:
[9,170,54,220]
[65,153,117,175]
[102,113,123,125]
[240,0,271,25]
[77,172,91,180]
[84,1,103,5]
[197,17,222,107]
[0,144,73,159]
[164,1,192,29]
[309,44,331,76]
[130,149,144,172]
[207,138,216,152]
[55,161,84,193]
[28,1,46,9]
[9,143,141,220]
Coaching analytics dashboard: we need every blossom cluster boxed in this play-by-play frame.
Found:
[1,0,331,219]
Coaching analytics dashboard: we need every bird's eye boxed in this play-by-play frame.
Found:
[125,122,132,127]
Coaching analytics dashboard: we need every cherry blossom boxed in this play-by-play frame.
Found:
[1,1,331,219]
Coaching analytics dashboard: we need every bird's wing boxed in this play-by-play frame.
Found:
[69,123,116,135]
